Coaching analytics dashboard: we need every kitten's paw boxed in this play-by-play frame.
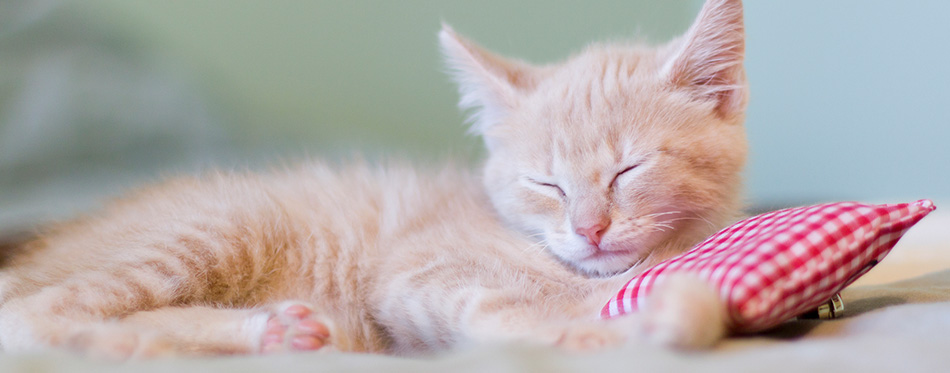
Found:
[640,275,726,349]
[260,302,333,354]
[66,325,177,360]
[554,318,636,353]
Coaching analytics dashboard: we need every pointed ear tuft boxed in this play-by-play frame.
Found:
[439,24,538,135]
[662,0,747,119]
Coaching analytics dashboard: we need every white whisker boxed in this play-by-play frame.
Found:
[642,211,682,219]
[522,239,549,255]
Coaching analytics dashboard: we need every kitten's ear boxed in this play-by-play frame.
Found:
[662,0,747,119]
[439,24,539,135]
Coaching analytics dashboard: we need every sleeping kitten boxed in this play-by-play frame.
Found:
[0,0,746,358]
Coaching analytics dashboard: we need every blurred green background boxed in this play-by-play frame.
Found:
[1,0,947,231]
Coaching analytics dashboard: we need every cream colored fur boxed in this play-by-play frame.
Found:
[0,0,747,359]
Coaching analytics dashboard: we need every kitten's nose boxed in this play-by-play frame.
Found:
[576,223,606,246]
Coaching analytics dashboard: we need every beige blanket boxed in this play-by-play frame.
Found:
[2,262,948,372]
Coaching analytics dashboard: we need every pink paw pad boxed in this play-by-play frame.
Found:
[260,303,332,354]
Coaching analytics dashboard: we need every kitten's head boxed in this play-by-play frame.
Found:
[441,0,748,276]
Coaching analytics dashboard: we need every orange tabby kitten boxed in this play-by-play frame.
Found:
[0,0,746,358]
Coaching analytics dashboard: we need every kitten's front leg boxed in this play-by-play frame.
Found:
[543,317,640,352]
[638,274,727,349]
[0,294,336,358]
[450,289,640,353]
[459,276,728,352]
[106,301,337,357]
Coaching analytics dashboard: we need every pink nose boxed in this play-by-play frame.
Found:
[576,224,606,246]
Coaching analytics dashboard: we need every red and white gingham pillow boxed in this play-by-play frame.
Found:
[601,199,936,333]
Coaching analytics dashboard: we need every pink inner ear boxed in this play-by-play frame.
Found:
[439,25,542,135]
[664,0,746,118]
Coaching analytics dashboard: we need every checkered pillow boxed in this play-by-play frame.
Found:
[601,199,936,333]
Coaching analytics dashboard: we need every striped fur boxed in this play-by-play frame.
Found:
[0,0,747,358]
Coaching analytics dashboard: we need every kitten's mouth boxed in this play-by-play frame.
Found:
[581,241,647,265]
[583,245,639,264]
[575,248,643,278]
[586,249,627,259]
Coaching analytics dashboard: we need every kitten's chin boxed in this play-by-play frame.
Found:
[545,235,652,277]
[563,248,643,278]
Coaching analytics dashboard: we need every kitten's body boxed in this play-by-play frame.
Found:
[0,0,747,358]
[0,163,630,355]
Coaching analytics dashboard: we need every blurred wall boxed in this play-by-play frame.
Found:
[1,0,946,228]
[0,0,695,226]
[742,1,949,207]
[84,0,695,159]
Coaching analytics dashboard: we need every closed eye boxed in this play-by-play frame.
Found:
[527,178,566,198]
[611,164,640,186]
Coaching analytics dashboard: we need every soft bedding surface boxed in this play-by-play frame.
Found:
[2,253,949,372]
